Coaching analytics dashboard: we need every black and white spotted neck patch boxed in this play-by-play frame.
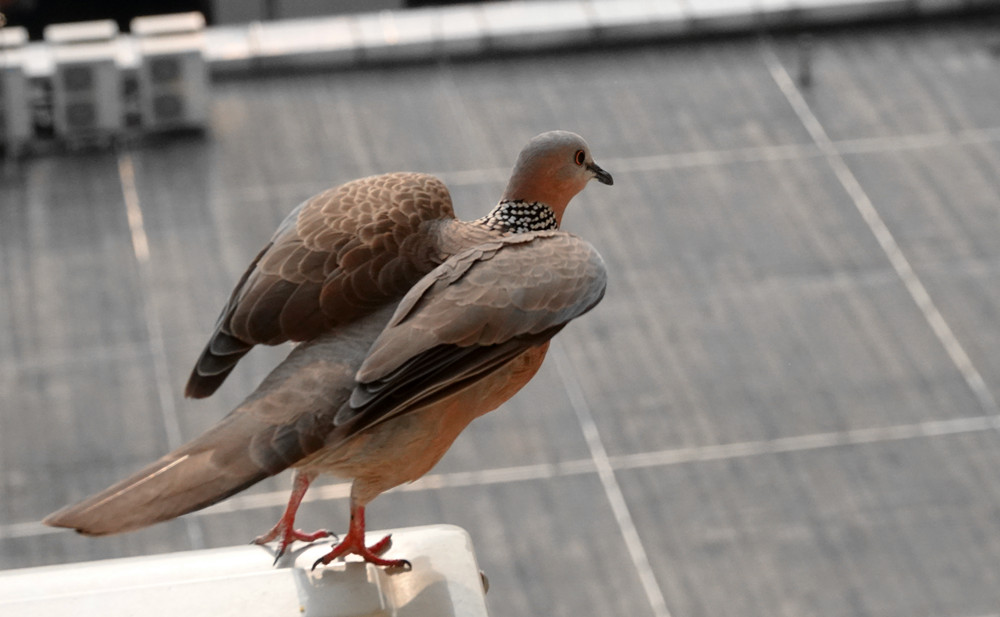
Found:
[475,200,558,234]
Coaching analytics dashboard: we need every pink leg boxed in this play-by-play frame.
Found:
[253,470,332,559]
[312,498,410,571]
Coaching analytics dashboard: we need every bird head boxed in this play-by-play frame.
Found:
[501,131,613,226]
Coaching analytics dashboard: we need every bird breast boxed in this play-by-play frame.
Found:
[298,342,550,505]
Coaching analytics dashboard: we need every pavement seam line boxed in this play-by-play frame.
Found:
[551,342,674,617]
[8,413,1000,540]
[760,37,1000,418]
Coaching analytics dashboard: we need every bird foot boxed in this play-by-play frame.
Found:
[253,523,334,561]
[312,533,411,571]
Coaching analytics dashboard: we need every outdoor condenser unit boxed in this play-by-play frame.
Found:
[131,12,209,131]
[0,26,31,153]
[44,20,123,141]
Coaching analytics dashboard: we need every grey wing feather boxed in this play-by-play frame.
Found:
[43,306,392,537]
[341,232,606,426]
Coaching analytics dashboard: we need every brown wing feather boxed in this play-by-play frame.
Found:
[185,172,455,399]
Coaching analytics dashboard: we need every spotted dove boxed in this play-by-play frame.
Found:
[43,130,613,569]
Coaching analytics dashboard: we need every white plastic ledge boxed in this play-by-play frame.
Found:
[0,524,489,617]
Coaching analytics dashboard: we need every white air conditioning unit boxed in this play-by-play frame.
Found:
[131,13,209,131]
[44,20,123,141]
[0,26,32,153]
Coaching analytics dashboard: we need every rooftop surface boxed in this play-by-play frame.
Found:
[4,12,1000,617]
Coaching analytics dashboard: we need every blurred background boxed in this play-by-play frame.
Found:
[3,1,1000,616]
[0,0,474,40]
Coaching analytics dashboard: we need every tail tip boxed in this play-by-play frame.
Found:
[41,511,85,534]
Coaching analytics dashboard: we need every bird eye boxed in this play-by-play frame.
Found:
[574,150,586,166]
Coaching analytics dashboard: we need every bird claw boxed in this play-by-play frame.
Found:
[387,559,413,573]
[312,554,412,572]
[310,533,411,572]
[253,526,336,563]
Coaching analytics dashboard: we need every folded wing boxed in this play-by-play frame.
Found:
[339,231,607,433]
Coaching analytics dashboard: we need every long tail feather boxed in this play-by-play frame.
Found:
[43,415,276,536]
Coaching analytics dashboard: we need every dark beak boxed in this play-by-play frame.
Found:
[588,162,614,186]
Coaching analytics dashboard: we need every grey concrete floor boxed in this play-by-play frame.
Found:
[4,16,1000,617]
